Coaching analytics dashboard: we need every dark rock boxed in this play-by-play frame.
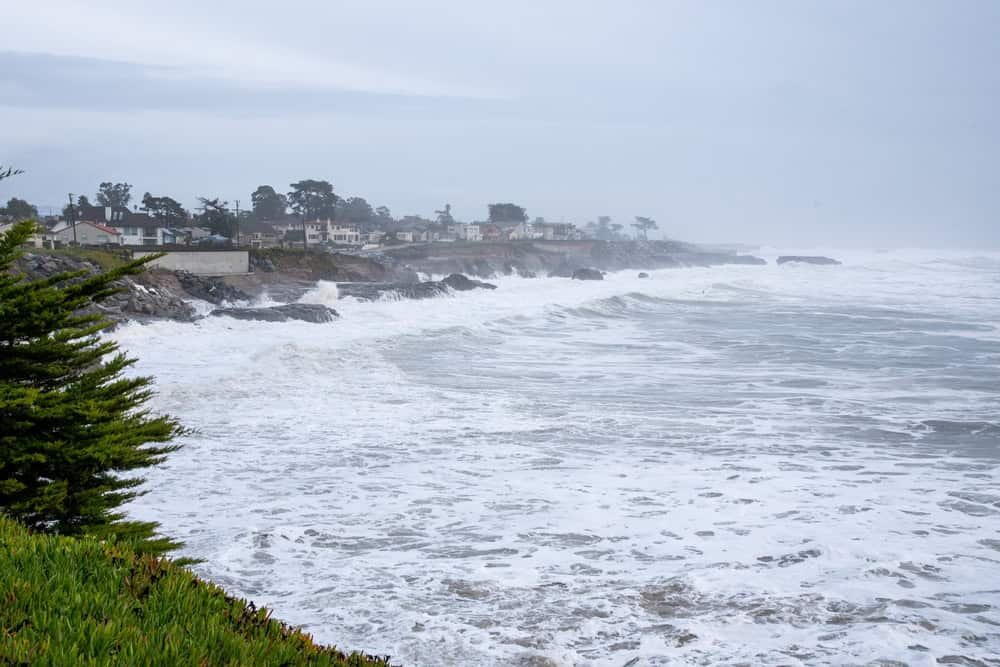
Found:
[210,303,339,323]
[337,274,496,302]
[442,273,497,291]
[571,268,604,281]
[776,255,841,266]
[638,272,650,278]
[250,255,276,272]
[176,271,251,304]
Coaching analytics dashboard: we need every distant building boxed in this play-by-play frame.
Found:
[464,223,483,241]
[238,220,280,248]
[479,224,502,242]
[328,224,361,245]
[534,222,578,240]
[504,222,533,240]
[48,220,121,246]
[76,205,170,246]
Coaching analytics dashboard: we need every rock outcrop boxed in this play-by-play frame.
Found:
[638,272,650,278]
[175,271,251,304]
[210,303,339,323]
[381,240,766,279]
[337,273,496,302]
[442,273,498,291]
[13,253,197,324]
[776,255,841,266]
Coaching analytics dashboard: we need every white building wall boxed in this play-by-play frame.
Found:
[134,250,249,275]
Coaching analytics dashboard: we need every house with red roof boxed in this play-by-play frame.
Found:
[48,220,122,246]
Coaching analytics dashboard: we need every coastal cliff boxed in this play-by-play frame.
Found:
[9,240,767,325]
[375,240,765,278]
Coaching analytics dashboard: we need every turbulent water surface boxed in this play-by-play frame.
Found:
[117,250,1000,666]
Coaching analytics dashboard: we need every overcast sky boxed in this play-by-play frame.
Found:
[2,1,998,247]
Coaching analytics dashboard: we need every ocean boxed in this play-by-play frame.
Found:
[115,249,1000,666]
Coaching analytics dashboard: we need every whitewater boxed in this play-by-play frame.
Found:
[114,249,1000,666]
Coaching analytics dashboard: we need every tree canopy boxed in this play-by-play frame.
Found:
[2,198,38,222]
[196,198,234,237]
[62,195,91,220]
[250,185,288,221]
[141,193,188,226]
[336,196,374,227]
[95,182,132,208]
[0,220,183,555]
[632,216,659,240]
[287,180,337,220]
[488,203,527,224]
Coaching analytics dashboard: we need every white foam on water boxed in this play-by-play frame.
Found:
[115,250,1000,666]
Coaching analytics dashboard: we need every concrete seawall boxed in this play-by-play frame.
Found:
[134,250,249,276]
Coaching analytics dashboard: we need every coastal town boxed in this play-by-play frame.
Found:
[0,180,660,252]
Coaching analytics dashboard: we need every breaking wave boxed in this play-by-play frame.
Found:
[113,250,1000,666]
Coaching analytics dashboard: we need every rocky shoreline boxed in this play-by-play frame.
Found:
[11,241,824,325]
[374,239,767,279]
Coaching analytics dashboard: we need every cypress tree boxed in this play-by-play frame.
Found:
[0,220,183,555]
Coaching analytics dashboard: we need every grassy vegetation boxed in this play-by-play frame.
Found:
[0,517,391,666]
[34,246,132,271]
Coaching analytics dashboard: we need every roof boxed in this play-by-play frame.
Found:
[50,220,121,236]
[91,222,120,235]
[76,205,164,229]
[239,220,277,234]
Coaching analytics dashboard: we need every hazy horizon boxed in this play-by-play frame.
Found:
[3,1,998,248]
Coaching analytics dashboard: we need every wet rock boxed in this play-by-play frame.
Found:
[757,548,822,567]
[176,271,251,304]
[210,303,339,323]
[442,273,498,291]
[337,274,496,302]
[776,255,841,265]
[572,268,604,281]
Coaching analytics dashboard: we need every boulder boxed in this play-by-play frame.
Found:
[571,268,604,281]
[638,272,650,278]
[176,271,251,304]
[776,255,841,266]
[210,303,339,323]
[442,273,498,291]
[337,274,496,302]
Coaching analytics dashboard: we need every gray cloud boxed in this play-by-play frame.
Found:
[2,0,998,247]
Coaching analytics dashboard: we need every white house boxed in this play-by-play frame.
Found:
[113,219,171,246]
[328,224,361,245]
[48,221,121,246]
[464,224,483,241]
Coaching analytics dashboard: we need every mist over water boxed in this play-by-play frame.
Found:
[117,249,1000,666]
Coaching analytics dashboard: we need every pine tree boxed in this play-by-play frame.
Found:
[0,220,183,555]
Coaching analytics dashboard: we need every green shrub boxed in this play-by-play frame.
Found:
[0,516,391,666]
[1,220,181,554]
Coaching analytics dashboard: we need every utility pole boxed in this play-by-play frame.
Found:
[67,193,77,245]
[234,199,240,247]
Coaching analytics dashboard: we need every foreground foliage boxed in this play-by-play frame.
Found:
[0,220,181,554]
[0,517,391,666]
